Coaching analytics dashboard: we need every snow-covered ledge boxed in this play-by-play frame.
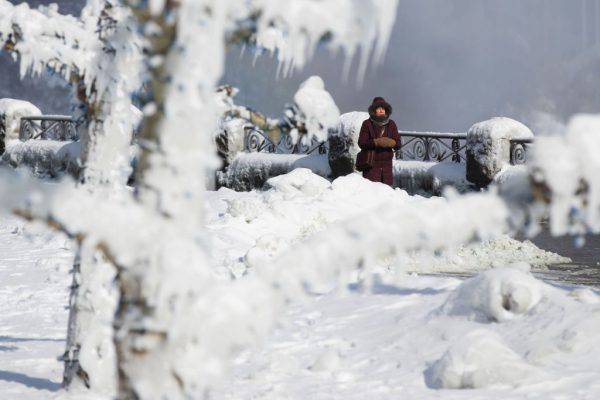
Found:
[2,139,82,178]
[466,117,534,188]
[217,152,331,191]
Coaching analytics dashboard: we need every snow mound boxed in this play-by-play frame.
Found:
[265,168,331,197]
[440,268,544,322]
[330,172,396,198]
[401,236,570,273]
[425,329,537,389]
[244,234,287,270]
[0,99,42,141]
[468,117,534,141]
[293,76,340,142]
[225,195,267,222]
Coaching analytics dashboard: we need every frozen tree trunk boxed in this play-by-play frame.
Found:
[62,245,84,387]
[115,3,182,398]
[0,2,111,391]
[114,0,232,396]
[63,242,118,395]
[62,1,142,392]
[110,1,400,398]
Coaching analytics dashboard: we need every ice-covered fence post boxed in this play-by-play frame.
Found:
[328,111,369,178]
[466,117,534,188]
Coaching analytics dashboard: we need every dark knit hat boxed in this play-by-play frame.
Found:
[368,97,392,117]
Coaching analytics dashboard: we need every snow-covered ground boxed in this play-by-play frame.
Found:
[206,169,568,280]
[0,170,598,399]
[0,217,72,398]
[218,269,600,399]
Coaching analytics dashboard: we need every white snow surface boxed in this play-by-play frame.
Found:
[0,169,596,399]
[0,217,73,398]
[208,170,567,280]
[217,268,600,399]
[0,98,42,140]
[469,117,534,141]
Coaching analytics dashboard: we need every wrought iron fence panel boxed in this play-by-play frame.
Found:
[245,127,276,153]
[244,126,327,155]
[242,126,532,166]
[19,115,78,142]
[510,139,532,165]
[397,131,467,163]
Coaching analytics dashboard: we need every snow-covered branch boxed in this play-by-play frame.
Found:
[0,1,93,79]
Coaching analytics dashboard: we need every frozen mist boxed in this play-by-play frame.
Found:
[224,0,600,132]
[3,0,600,131]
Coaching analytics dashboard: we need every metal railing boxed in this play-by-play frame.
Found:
[241,125,532,166]
[244,126,327,155]
[397,131,467,163]
[19,115,78,142]
[509,139,532,165]
[397,131,532,166]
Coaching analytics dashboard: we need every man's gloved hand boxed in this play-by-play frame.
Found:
[374,137,397,148]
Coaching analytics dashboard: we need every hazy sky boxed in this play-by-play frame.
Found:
[223,0,600,131]
[2,0,600,132]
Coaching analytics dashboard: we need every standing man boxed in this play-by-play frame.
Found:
[357,97,400,186]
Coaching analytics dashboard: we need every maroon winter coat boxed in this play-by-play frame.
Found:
[358,118,401,186]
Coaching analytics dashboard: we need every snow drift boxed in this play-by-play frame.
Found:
[440,267,544,322]
[425,329,538,389]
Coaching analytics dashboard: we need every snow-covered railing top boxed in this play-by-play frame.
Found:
[397,131,532,165]
[19,115,78,142]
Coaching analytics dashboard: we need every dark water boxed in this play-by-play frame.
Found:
[426,233,600,288]
[529,232,600,287]
[530,232,600,266]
